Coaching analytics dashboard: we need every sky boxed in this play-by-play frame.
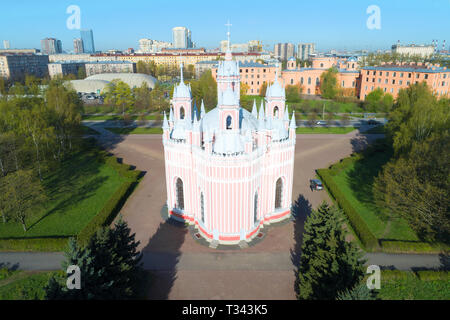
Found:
[0,0,449,53]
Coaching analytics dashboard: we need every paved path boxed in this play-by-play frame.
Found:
[0,251,445,272]
[3,127,444,299]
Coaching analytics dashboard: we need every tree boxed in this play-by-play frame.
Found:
[77,67,86,80]
[373,82,450,242]
[337,283,377,300]
[46,218,143,300]
[286,84,302,103]
[364,88,393,113]
[259,82,267,97]
[373,132,450,242]
[297,202,366,300]
[1,170,46,231]
[320,67,339,99]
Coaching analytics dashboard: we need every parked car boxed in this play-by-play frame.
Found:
[86,95,96,100]
[316,121,327,125]
[310,179,323,191]
[367,119,379,125]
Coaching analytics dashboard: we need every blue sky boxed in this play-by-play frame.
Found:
[0,0,449,52]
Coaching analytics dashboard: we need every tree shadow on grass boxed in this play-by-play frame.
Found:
[27,175,109,232]
[290,194,312,297]
[346,138,392,219]
[140,208,187,300]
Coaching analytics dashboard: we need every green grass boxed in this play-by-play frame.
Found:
[296,127,356,134]
[105,127,163,134]
[82,114,157,121]
[329,150,418,241]
[0,150,126,240]
[0,271,58,300]
[377,271,450,300]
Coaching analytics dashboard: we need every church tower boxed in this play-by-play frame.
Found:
[171,63,192,121]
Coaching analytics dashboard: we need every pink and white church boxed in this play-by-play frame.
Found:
[162,42,296,245]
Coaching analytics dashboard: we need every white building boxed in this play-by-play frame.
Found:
[391,43,435,57]
[173,27,193,49]
[139,38,173,53]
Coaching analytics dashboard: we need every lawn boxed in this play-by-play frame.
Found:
[377,271,450,300]
[82,114,158,121]
[329,149,419,241]
[106,127,163,134]
[0,270,58,300]
[0,150,126,239]
[296,127,356,134]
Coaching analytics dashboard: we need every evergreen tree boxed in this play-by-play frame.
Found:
[297,202,366,300]
[337,282,377,300]
[45,218,143,300]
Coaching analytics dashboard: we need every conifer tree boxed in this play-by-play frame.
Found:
[297,202,366,300]
[45,218,143,300]
[336,283,377,300]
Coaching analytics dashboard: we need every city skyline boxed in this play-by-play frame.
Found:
[0,0,449,52]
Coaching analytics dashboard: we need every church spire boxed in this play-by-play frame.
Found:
[290,111,296,129]
[163,111,169,129]
[180,62,184,83]
[251,99,257,117]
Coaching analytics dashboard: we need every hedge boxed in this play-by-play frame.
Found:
[0,237,70,252]
[380,240,450,254]
[380,270,450,281]
[317,168,380,250]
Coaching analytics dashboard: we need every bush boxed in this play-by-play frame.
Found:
[380,240,450,254]
[317,168,379,250]
[0,237,70,252]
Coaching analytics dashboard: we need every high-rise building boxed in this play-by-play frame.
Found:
[297,43,316,60]
[80,29,95,53]
[274,43,294,61]
[3,40,10,49]
[173,27,193,49]
[41,38,62,55]
[73,38,84,54]
[286,43,295,60]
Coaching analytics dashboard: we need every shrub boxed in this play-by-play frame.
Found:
[0,237,70,252]
[380,240,449,254]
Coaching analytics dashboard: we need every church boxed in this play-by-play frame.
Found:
[162,38,296,245]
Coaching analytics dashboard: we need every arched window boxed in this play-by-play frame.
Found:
[226,115,232,130]
[316,77,320,85]
[275,178,283,209]
[307,88,311,94]
[290,78,293,85]
[254,192,258,224]
[273,106,279,118]
[320,63,324,68]
[180,107,185,120]
[300,77,304,84]
[176,178,184,210]
[200,192,205,223]
[308,77,311,85]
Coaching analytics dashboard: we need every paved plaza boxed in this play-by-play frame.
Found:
[94,129,381,299]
